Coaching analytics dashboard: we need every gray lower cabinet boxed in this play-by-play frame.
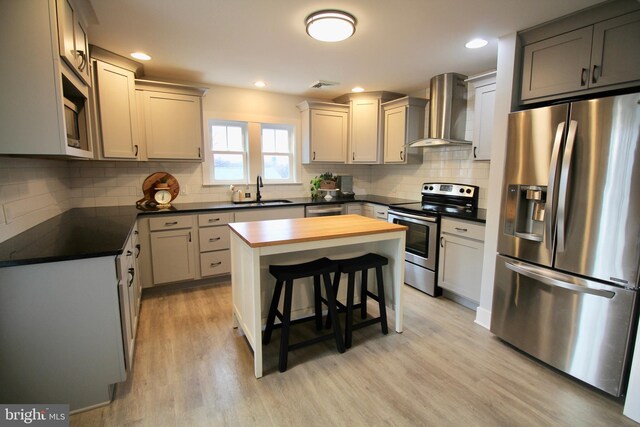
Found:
[437,218,485,306]
[149,215,196,285]
[198,212,234,278]
[0,248,142,412]
[520,9,640,103]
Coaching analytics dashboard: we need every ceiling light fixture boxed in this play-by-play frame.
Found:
[306,10,356,42]
[352,87,365,93]
[465,38,488,49]
[254,81,266,88]
[130,52,151,61]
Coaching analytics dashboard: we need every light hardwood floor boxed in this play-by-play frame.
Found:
[71,281,636,426]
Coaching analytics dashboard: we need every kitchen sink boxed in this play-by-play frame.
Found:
[232,199,293,206]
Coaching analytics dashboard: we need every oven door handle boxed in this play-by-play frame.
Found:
[388,211,438,223]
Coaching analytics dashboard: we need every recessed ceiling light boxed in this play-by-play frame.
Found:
[352,87,365,93]
[130,52,151,61]
[306,10,356,42]
[254,81,266,88]
[465,38,488,49]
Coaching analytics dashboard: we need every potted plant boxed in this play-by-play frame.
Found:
[310,172,336,198]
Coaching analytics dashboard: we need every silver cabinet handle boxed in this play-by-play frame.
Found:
[473,146,477,158]
[591,64,600,83]
[400,150,404,161]
[208,218,220,223]
[209,237,221,242]
[580,68,588,86]
[440,236,444,248]
[504,259,614,298]
[454,227,468,232]
[165,221,178,226]
[556,120,578,253]
[128,267,135,287]
[545,121,565,251]
[210,261,222,267]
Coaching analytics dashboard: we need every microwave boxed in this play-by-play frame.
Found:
[63,98,81,148]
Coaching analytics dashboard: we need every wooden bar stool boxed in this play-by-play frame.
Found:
[263,257,345,372]
[328,253,389,348]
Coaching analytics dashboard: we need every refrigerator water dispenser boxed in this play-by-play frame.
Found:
[503,184,546,242]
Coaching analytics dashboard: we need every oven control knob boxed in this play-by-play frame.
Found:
[466,189,472,194]
[429,186,434,190]
[459,188,465,193]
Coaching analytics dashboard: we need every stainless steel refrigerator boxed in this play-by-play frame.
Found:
[491,92,640,397]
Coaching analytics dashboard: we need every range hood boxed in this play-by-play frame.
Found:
[408,73,471,147]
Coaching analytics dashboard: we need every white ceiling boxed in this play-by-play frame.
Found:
[87,0,603,99]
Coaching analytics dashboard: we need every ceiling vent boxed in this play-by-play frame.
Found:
[310,80,340,89]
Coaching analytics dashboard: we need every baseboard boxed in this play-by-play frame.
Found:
[474,307,491,330]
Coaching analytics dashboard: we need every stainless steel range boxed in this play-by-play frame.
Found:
[388,183,479,296]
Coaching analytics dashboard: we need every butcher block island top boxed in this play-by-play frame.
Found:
[228,214,407,248]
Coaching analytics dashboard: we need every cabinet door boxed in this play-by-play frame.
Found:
[310,109,348,162]
[142,91,203,160]
[438,233,484,303]
[384,106,407,163]
[350,98,380,163]
[521,27,593,101]
[590,11,640,88]
[95,61,139,159]
[56,0,90,86]
[150,228,196,284]
[472,83,496,161]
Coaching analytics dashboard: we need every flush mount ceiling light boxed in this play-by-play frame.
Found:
[465,38,488,49]
[130,52,151,60]
[306,10,356,42]
[254,81,266,88]
[352,86,365,93]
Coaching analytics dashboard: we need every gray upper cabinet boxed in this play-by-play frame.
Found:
[520,7,640,104]
[590,11,640,88]
[521,27,593,101]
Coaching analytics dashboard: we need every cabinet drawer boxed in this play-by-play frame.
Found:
[149,215,193,231]
[441,219,485,241]
[199,226,230,252]
[200,250,231,277]
[198,211,234,227]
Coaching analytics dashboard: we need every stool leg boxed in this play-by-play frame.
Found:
[360,269,368,320]
[325,270,341,329]
[313,274,322,331]
[345,271,356,349]
[376,265,388,335]
[263,279,284,345]
[322,272,345,353]
[279,279,294,372]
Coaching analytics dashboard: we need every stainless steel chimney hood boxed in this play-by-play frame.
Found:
[408,73,471,147]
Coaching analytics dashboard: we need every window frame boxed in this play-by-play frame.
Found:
[260,123,295,184]
[205,119,249,185]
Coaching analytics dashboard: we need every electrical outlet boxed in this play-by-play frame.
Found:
[181,185,189,196]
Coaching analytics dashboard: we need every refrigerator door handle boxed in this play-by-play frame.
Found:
[556,120,578,253]
[504,259,615,299]
[545,122,565,250]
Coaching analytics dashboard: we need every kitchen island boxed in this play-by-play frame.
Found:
[229,214,407,377]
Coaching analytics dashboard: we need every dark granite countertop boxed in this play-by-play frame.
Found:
[0,195,416,267]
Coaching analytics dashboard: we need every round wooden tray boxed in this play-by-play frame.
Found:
[141,172,180,202]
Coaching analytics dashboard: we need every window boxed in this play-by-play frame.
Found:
[204,119,297,185]
[208,121,248,183]
[261,124,294,183]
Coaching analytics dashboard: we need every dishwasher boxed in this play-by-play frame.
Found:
[305,204,345,217]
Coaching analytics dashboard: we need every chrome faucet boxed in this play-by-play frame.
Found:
[256,175,263,202]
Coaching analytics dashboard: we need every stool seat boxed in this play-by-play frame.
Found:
[335,253,388,273]
[328,253,389,348]
[264,257,344,372]
[269,257,335,281]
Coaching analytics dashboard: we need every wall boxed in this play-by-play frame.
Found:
[0,157,71,242]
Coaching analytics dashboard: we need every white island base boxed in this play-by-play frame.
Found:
[229,215,406,378]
